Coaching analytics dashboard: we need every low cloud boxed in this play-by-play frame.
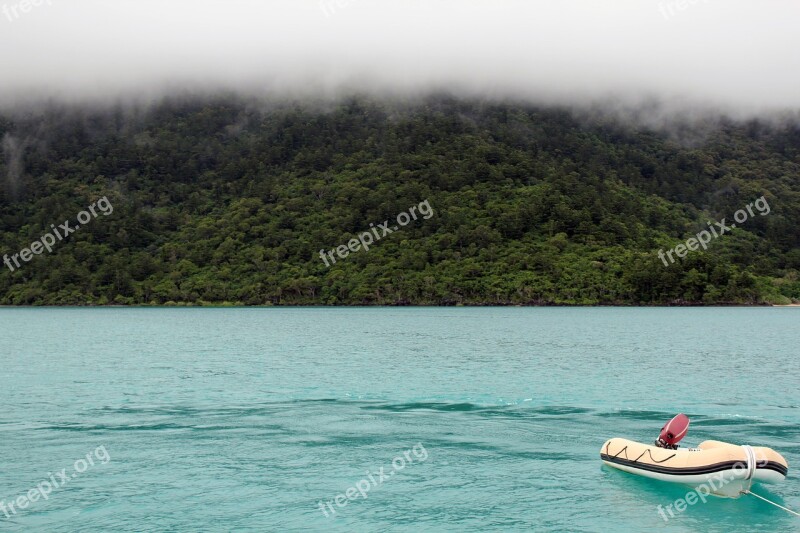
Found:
[0,0,798,113]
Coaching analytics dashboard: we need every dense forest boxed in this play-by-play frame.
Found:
[1,94,799,305]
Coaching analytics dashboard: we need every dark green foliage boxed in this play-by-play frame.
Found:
[0,95,798,305]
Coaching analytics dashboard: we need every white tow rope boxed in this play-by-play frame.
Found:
[742,445,756,491]
[741,490,800,517]
[738,445,799,517]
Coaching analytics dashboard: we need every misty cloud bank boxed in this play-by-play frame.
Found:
[0,0,798,113]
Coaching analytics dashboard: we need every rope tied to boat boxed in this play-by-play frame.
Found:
[737,444,799,518]
[741,490,800,517]
[742,445,756,492]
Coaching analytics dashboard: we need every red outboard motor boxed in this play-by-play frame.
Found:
[655,413,690,449]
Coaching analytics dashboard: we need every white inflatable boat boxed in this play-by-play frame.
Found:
[600,437,789,497]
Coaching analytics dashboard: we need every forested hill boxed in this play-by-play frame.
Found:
[1,95,799,305]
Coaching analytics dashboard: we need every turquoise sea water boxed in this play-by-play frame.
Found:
[0,307,798,532]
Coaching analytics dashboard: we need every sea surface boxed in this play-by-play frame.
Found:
[0,307,798,532]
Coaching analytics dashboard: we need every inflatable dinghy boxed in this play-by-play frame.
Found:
[601,438,788,497]
[601,414,788,497]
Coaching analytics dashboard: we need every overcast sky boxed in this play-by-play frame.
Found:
[1,0,798,112]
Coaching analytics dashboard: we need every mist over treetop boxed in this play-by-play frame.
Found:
[1,0,798,113]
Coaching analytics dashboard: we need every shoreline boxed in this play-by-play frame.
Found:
[0,303,797,309]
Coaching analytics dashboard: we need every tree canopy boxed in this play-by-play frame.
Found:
[1,95,798,305]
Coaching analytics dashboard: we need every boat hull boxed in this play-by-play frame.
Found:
[600,438,788,498]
